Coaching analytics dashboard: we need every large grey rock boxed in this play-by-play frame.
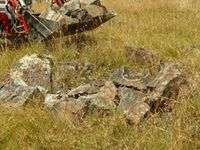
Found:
[110,66,147,91]
[147,64,182,111]
[10,54,53,93]
[0,54,52,106]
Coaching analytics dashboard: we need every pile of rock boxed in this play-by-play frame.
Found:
[37,0,116,38]
[0,53,184,124]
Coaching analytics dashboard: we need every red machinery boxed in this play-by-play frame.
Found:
[0,0,66,37]
[0,0,30,36]
[51,0,64,7]
[0,0,116,41]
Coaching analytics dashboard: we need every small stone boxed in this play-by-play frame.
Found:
[125,102,150,124]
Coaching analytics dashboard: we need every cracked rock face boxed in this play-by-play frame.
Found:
[0,54,53,106]
[10,54,53,93]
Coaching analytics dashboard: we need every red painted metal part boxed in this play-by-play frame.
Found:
[51,0,64,7]
[16,13,29,33]
[0,12,12,34]
[0,0,29,35]
[7,0,18,8]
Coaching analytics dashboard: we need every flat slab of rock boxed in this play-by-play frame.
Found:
[67,79,105,98]
[110,66,147,91]
[77,81,117,111]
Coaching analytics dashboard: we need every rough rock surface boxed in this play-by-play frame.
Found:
[37,0,116,40]
[10,54,53,93]
[125,101,150,124]
[0,83,43,106]
[0,54,52,106]
[116,87,149,124]
[146,64,182,111]
[73,81,117,112]
[45,81,117,119]
[45,92,68,108]
[0,52,185,125]
[110,66,147,91]
[68,79,105,98]
[117,87,147,112]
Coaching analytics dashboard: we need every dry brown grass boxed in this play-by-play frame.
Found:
[0,0,200,149]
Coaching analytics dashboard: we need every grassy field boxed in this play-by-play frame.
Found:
[0,0,200,149]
